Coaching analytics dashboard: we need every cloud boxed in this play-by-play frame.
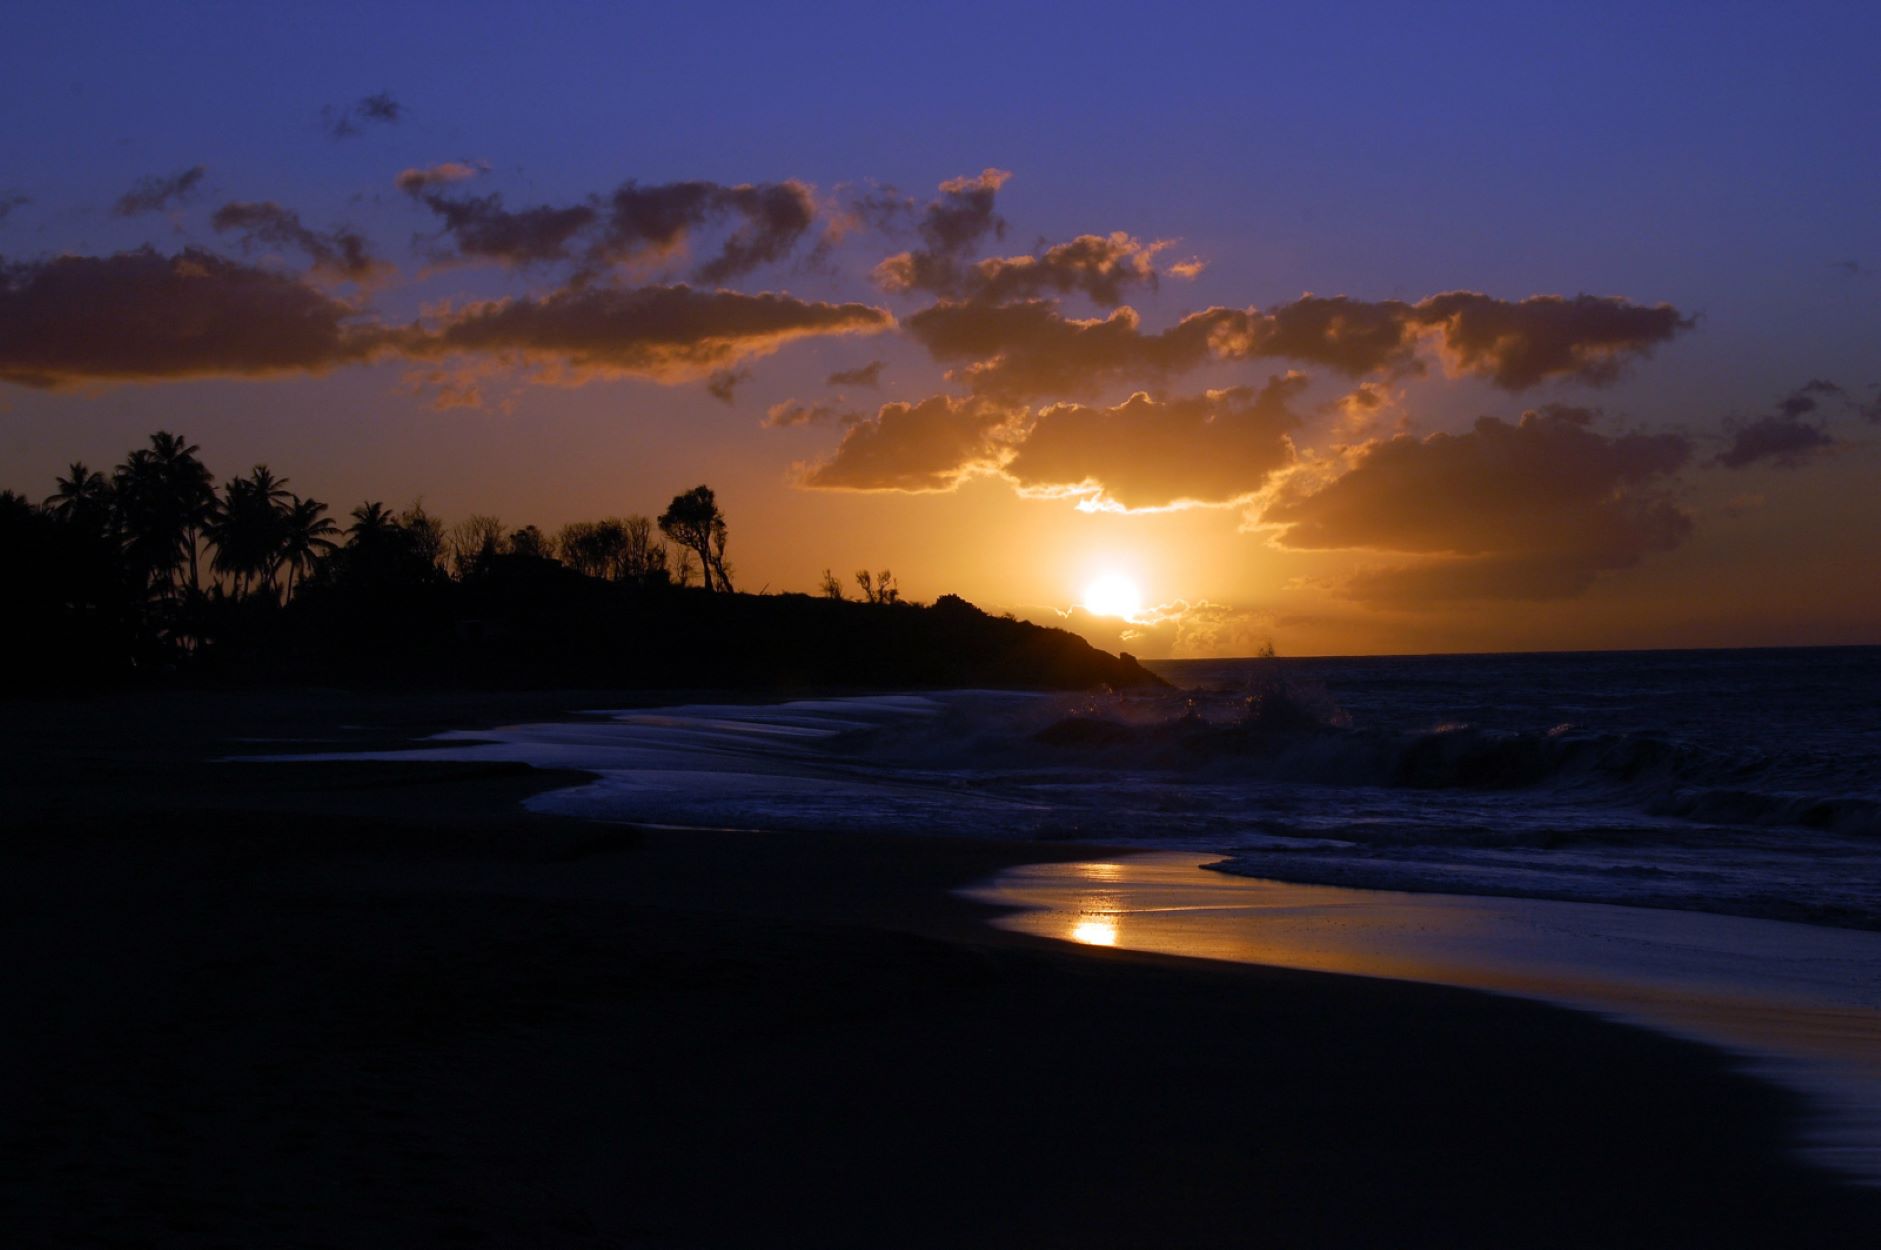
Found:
[906,290,1693,401]
[762,399,859,429]
[113,166,206,217]
[1410,291,1694,389]
[406,176,819,278]
[0,247,388,388]
[1261,405,1693,602]
[706,366,750,404]
[408,189,599,267]
[826,359,884,388]
[325,92,403,138]
[799,394,1018,491]
[1714,380,1858,469]
[1003,375,1306,510]
[408,283,893,386]
[907,299,1232,400]
[394,162,486,194]
[0,193,26,223]
[210,201,388,283]
[598,180,818,281]
[867,169,1010,293]
[880,231,1168,306]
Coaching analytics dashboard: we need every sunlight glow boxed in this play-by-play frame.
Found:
[1070,916,1119,946]
[1082,574,1143,620]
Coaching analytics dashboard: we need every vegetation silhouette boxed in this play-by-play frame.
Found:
[4,432,1163,694]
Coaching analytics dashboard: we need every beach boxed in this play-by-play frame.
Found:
[5,689,1881,1248]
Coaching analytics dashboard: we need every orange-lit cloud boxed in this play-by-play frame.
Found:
[393,161,487,194]
[408,283,893,386]
[210,201,389,283]
[865,169,1011,293]
[1261,406,1694,602]
[799,394,1017,491]
[0,251,889,393]
[762,400,859,429]
[1004,376,1306,510]
[0,248,388,387]
[907,291,1692,401]
[881,231,1169,306]
[1412,291,1692,389]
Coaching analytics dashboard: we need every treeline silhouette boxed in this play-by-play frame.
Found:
[3,432,1162,694]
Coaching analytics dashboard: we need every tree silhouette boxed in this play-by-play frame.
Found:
[111,432,215,602]
[278,496,339,600]
[855,568,898,604]
[46,462,113,535]
[206,466,293,599]
[659,486,729,592]
[818,568,845,600]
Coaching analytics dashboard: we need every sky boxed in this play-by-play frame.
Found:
[2,0,1877,657]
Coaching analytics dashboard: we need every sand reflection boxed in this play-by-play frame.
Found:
[966,851,1881,1187]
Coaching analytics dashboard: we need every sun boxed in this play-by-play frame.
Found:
[1082,573,1143,620]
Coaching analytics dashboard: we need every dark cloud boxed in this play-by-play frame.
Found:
[408,189,599,268]
[406,177,819,278]
[1410,291,1692,389]
[1004,376,1306,510]
[597,180,818,281]
[907,290,1692,401]
[113,166,206,217]
[880,231,1166,306]
[826,360,884,388]
[762,399,860,429]
[210,201,386,283]
[705,366,750,404]
[1775,378,1842,419]
[0,247,387,388]
[0,193,27,223]
[1713,380,1866,469]
[394,162,486,194]
[410,283,893,385]
[1716,416,1834,469]
[1262,406,1693,602]
[800,395,1017,492]
[869,169,1011,294]
[325,92,404,138]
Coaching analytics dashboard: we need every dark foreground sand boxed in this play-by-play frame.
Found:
[3,690,1879,1248]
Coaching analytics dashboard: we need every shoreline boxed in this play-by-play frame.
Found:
[5,688,1881,1246]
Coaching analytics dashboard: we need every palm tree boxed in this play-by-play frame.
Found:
[278,495,339,600]
[206,466,293,599]
[347,500,397,544]
[46,462,113,532]
[111,432,215,601]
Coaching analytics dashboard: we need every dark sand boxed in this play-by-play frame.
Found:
[4,690,1879,1248]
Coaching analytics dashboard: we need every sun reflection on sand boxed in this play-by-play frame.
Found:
[966,851,1881,1187]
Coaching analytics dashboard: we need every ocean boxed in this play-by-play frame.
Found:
[274,645,1881,1180]
[349,646,1881,931]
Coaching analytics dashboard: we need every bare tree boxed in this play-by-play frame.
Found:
[855,568,898,605]
[448,514,507,577]
[818,568,845,600]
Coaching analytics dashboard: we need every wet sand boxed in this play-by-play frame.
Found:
[3,689,1880,1247]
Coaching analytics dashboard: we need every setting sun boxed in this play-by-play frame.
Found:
[1082,574,1143,620]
